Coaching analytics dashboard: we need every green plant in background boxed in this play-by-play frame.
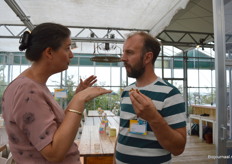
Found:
[55,75,121,112]
[85,92,120,111]
[85,79,121,111]
[54,75,76,108]
[65,75,76,104]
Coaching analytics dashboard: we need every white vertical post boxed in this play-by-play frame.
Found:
[213,0,227,163]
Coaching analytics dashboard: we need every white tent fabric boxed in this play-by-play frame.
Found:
[0,0,190,52]
[149,0,189,36]
[157,0,214,50]
[0,0,216,52]
[0,0,189,31]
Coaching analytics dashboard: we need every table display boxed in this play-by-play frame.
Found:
[78,116,119,164]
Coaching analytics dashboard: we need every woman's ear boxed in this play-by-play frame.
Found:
[44,47,53,59]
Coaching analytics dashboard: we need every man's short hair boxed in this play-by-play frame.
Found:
[126,32,161,64]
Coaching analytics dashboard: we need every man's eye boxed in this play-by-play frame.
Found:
[124,50,131,54]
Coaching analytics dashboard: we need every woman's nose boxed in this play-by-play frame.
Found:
[70,51,74,58]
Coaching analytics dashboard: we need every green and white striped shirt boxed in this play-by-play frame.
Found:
[116,77,186,164]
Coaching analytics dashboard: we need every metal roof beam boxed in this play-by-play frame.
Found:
[0,24,126,43]
[157,30,215,48]
[4,0,34,30]
[71,37,124,44]
[160,41,214,48]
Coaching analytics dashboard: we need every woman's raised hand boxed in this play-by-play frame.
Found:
[77,87,112,102]
[75,75,97,93]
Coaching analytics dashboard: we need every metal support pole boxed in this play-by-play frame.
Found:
[213,0,227,163]
[183,51,188,116]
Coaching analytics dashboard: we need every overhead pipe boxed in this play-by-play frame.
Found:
[4,0,34,31]
[71,37,124,44]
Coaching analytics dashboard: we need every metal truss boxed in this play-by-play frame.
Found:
[0,24,28,38]
[157,30,215,49]
[0,24,144,44]
[0,24,217,49]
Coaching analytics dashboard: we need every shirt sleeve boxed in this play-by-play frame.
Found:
[12,82,58,151]
[162,88,186,129]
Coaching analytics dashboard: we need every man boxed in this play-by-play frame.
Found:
[115,32,186,164]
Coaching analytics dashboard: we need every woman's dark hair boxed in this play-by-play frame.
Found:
[127,32,161,65]
[19,22,71,61]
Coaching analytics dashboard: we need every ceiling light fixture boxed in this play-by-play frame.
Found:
[90,55,121,63]
[90,32,122,63]
[199,38,205,50]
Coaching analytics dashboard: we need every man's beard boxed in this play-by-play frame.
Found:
[126,61,145,79]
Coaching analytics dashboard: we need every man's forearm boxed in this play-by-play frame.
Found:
[148,112,186,156]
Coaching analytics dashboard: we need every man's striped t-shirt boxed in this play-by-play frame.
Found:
[115,77,186,164]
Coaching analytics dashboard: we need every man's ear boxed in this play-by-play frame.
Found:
[44,47,53,59]
[144,52,153,64]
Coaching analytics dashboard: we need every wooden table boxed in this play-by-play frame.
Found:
[88,110,115,117]
[191,104,216,118]
[79,116,119,164]
[84,116,119,130]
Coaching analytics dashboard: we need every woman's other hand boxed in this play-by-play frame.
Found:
[75,75,97,93]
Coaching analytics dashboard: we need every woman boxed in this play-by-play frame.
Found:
[2,22,111,163]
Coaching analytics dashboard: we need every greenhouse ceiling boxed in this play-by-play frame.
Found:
[0,0,214,52]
